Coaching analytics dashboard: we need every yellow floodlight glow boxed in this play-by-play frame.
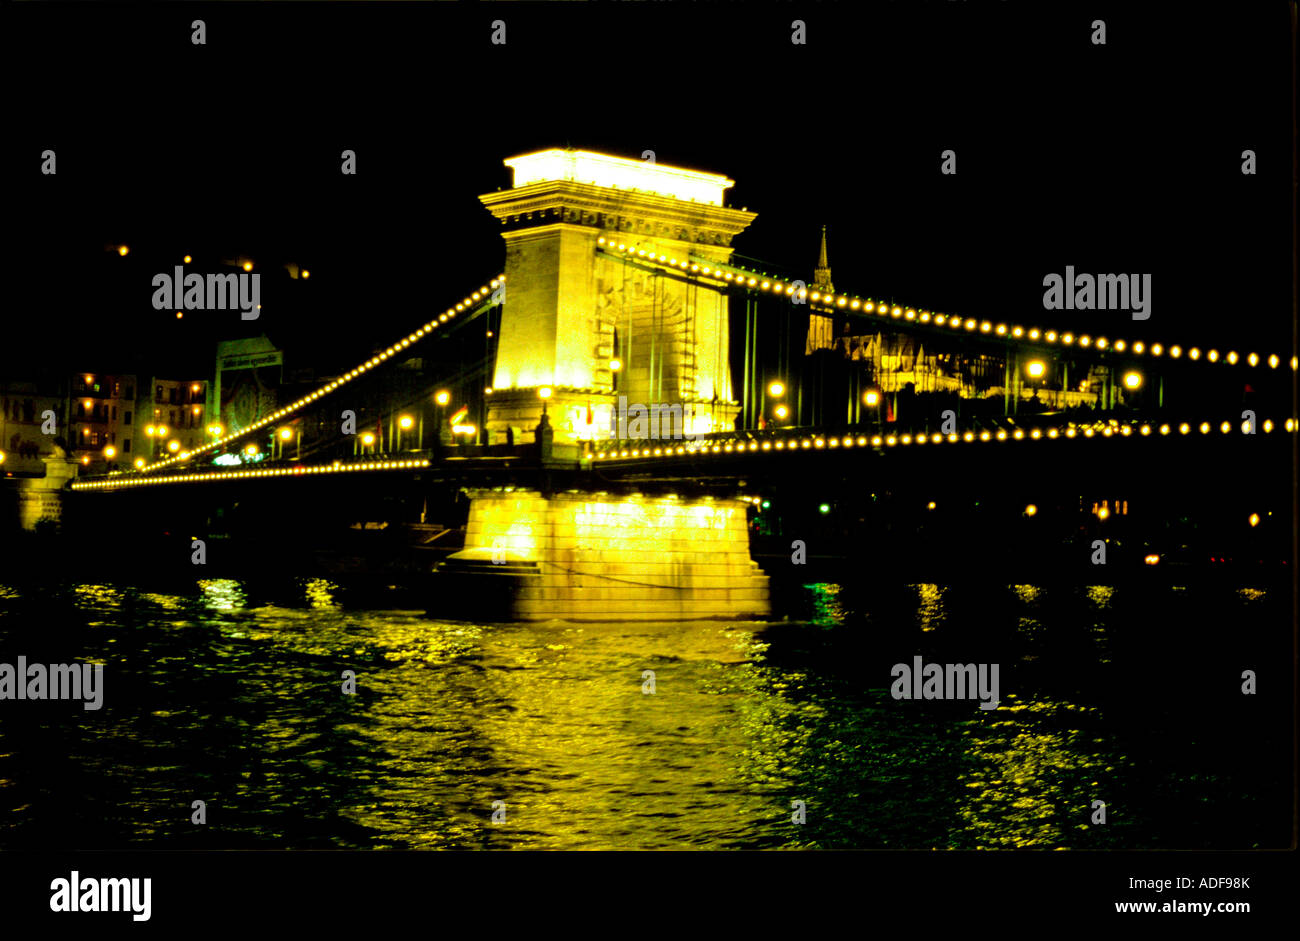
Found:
[503,149,734,206]
[243,261,253,272]
[1026,360,1046,378]
[1024,504,1038,517]
[168,440,181,453]
[1123,371,1142,390]
[864,389,880,406]
[609,358,622,372]
[538,386,553,399]
[767,381,785,397]
[435,391,450,405]
[361,433,375,446]
[398,415,414,430]
[279,428,294,441]
[1248,513,1260,528]
[774,405,788,420]
[244,443,259,455]
[103,446,116,459]
[117,245,128,256]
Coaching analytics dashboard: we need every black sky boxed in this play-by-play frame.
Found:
[4,2,1291,379]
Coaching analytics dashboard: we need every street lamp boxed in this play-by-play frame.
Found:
[768,381,785,398]
[1026,360,1046,379]
[539,385,552,418]
[1123,371,1142,390]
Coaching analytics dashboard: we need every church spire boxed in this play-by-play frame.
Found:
[813,225,833,294]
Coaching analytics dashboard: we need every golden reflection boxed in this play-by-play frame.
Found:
[1012,584,1042,603]
[1085,585,1114,607]
[198,579,246,612]
[1237,588,1266,603]
[303,578,341,610]
[954,696,1114,847]
[73,584,125,608]
[913,583,947,632]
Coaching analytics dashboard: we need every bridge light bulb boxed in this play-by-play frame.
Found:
[1026,361,1046,378]
[774,405,788,420]
[767,381,784,397]
[435,391,450,405]
[1123,371,1142,390]
[398,416,413,430]
[864,390,880,406]
[279,428,294,440]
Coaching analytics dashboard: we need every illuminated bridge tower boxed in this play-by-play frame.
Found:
[479,149,755,442]
[437,149,769,621]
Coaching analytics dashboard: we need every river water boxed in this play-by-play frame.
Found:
[0,575,1290,850]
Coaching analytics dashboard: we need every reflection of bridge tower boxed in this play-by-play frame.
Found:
[480,149,755,442]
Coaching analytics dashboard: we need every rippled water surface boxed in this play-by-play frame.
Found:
[0,576,1289,849]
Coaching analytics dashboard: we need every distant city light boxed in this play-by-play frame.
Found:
[361,433,375,446]
[243,262,253,272]
[301,270,310,279]
[1248,513,1260,528]
[134,458,145,469]
[104,446,116,459]
[1144,554,1160,566]
[244,443,259,455]
[927,501,936,510]
[168,440,181,453]
[117,245,128,256]
[863,389,880,406]
[767,381,785,397]
[183,255,192,264]
[1026,360,1046,379]
[1024,504,1038,517]
[818,503,831,514]
[435,391,450,406]
[398,415,414,430]
[774,405,788,420]
[279,428,294,441]
[538,386,553,399]
[1123,371,1142,390]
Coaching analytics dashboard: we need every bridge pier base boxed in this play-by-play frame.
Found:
[434,489,770,621]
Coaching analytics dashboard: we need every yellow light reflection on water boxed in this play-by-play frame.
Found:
[955,697,1115,848]
[198,579,246,612]
[303,578,340,610]
[914,583,947,632]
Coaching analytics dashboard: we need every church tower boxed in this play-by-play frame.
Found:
[805,225,836,354]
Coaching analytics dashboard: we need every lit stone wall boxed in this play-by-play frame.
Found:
[480,151,756,443]
[445,489,771,620]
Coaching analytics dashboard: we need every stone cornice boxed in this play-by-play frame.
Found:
[479,180,757,247]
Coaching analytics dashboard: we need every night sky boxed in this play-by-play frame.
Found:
[5,3,1291,382]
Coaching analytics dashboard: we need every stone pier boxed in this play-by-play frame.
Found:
[434,489,771,621]
[13,453,79,531]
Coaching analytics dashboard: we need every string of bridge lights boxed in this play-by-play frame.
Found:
[596,238,1296,372]
[71,458,432,491]
[125,276,505,477]
[591,417,1296,462]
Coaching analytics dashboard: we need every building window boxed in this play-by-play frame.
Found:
[156,385,164,401]
[124,411,131,424]
[124,439,131,453]
[125,387,134,401]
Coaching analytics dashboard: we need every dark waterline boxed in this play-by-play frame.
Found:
[0,574,1290,850]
